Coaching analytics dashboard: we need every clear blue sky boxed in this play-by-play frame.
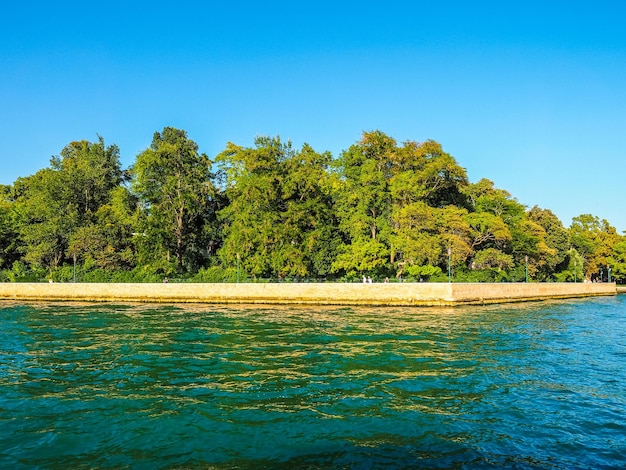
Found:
[1,1,625,231]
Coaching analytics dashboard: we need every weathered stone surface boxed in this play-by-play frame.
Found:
[0,282,616,306]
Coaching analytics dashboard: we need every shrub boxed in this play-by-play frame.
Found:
[192,266,242,283]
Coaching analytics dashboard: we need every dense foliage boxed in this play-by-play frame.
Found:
[1,128,623,283]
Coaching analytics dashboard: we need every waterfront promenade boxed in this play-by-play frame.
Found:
[0,282,616,306]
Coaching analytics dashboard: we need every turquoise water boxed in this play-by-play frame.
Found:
[1,297,625,469]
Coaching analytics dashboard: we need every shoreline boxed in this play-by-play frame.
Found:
[0,282,617,307]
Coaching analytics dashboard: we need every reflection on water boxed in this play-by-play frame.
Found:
[1,298,625,468]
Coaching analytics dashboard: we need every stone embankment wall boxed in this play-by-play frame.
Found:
[0,282,616,306]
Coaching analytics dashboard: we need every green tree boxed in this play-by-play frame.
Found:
[554,248,585,282]
[334,131,395,241]
[333,131,469,278]
[609,241,626,283]
[13,170,75,270]
[528,206,570,279]
[510,218,551,279]
[331,131,396,276]
[217,137,289,278]
[463,178,554,280]
[332,239,390,277]
[51,137,124,218]
[474,184,524,222]
[438,205,473,269]
[217,137,338,279]
[394,139,468,208]
[570,214,621,280]
[465,211,512,252]
[13,138,124,273]
[0,185,20,269]
[67,187,139,271]
[132,127,216,273]
[282,143,340,277]
[472,247,514,270]
[389,140,468,275]
[389,201,441,277]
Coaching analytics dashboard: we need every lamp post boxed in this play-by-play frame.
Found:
[447,247,452,283]
[600,267,603,283]
[608,264,612,283]
[525,255,529,283]
[574,259,577,283]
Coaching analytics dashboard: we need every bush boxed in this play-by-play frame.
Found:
[405,265,444,282]
[192,266,244,283]
[6,261,46,282]
[452,268,512,283]
[50,265,75,282]
[82,269,115,283]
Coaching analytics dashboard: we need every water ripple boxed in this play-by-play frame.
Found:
[1,298,625,468]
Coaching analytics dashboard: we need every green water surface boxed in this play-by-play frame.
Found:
[1,297,625,468]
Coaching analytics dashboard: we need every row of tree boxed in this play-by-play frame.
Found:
[1,127,624,283]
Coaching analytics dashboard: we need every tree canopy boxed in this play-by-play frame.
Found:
[1,128,623,283]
